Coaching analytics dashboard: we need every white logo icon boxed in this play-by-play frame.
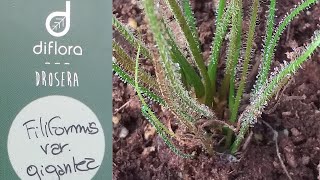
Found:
[45,1,70,37]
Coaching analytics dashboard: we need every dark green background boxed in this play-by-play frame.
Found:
[0,0,112,179]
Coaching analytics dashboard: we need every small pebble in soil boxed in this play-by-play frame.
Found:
[112,114,121,126]
[283,129,289,137]
[284,146,297,168]
[293,135,306,144]
[128,17,137,29]
[273,161,280,168]
[142,146,155,156]
[302,155,310,165]
[144,124,156,140]
[119,127,129,138]
[282,111,292,116]
[306,11,311,16]
[291,128,300,137]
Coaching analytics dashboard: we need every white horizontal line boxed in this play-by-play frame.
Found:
[45,62,70,65]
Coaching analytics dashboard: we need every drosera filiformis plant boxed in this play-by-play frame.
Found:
[113,0,320,157]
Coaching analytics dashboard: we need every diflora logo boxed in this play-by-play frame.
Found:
[45,1,70,37]
[33,1,83,56]
[32,1,81,87]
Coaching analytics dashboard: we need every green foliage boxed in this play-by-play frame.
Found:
[255,0,318,91]
[162,20,205,97]
[232,30,320,153]
[219,0,243,102]
[226,0,260,147]
[134,45,193,158]
[113,0,320,157]
[112,16,152,59]
[208,6,231,95]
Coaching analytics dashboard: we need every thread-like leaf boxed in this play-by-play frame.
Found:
[208,6,232,95]
[231,0,259,123]
[225,0,259,148]
[162,20,205,98]
[113,40,160,95]
[141,106,193,158]
[142,0,216,121]
[216,0,227,23]
[112,16,152,59]
[113,62,165,105]
[163,0,213,105]
[232,0,319,153]
[182,0,199,46]
[264,0,276,51]
[232,31,320,153]
[133,45,176,137]
[134,44,193,158]
[219,0,243,102]
[255,0,318,92]
[143,0,232,155]
[168,40,206,98]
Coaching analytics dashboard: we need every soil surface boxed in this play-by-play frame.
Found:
[112,0,320,179]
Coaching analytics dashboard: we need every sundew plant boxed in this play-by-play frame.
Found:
[113,0,320,157]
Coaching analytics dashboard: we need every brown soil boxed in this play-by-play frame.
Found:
[112,0,320,179]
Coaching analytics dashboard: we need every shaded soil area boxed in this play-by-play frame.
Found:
[112,0,320,179]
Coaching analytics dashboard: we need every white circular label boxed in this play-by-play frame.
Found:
[7,95,105,180]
